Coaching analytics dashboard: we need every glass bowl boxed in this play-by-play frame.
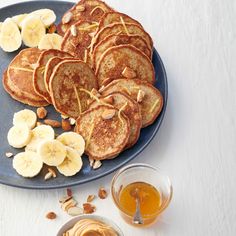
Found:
[111,163,173,226]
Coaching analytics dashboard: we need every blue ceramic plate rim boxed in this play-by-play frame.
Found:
[0,0,168,189]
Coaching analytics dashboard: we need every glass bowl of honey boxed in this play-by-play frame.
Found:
[111,163,172,226]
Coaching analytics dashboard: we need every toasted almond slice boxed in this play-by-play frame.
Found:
[59,195,73,204]
[62,12,73,24]
[70,25,77,36]
[102,110,116,120]
[93,160,102,169]
[48,168,57,178]
[44,172,53,180]
[67,206,83,216]
[5,152,13,158]
[137,90,145,103]
[75,5,85,11]
[61,198,77,211]
[87,194,95,202]
[69,118,76,126]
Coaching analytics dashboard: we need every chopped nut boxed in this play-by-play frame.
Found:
[48,168,57,178]
[98,85,105,93]
[67,206,83,216]
[44,119,61,128]
[37,107,47,119]
[89,158,94,167]
[67,188,72,197]
[122,67,137,79]
[83,203,96,214]
[44,172,53,181]
[47,24,57,33]
[137,90,145,103]
[93,160,102,170]
[98,187,108,199]
[70,25,77,36]
[46,212,57,220]
[87,195,95,202]
[5,152,13,158]
[59,195,73,204]
[76,5,86,11]
[36,121,42,126]
[102,109,116,120]
[69,118,76,126]
[62,119,72,131]
[61,198,77,211]
[62,12,73,24]
[102,96,114,105]
[61,114,69,119]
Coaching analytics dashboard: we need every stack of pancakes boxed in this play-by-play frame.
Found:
[3,0,164,161]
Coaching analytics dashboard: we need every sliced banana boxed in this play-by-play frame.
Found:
[25,125,54,152]
[21,15,46,47]
[38,140,66,166]
[13,109,37,129]
[7,124,31,148]
[38,33,63,50]
[0,22,2,33]
[0,18,21,52]
[57,132,85,156]
[29,9,56,27]
[12,14,28,29]
[57,147,83,177]
[13,151,43,177]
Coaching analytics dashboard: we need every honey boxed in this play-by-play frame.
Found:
[119,181,162,224]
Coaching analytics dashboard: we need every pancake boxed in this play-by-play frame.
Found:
[6,48,48,107]
[61,20,98,64]
[44,56,75,93]
[101,79,163,127]
[95,45,155,87]
[33,49,72,103]
[3,71,48,107]
[92,22,153,51]
[98,12,143,31]
[89,92,142,148]
[57,0,113,36]
[49,59,98,118]
[75,105,130,160]
[92,34,152,69]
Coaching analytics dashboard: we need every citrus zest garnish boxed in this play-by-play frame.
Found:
[86,121,95,148]
[118,102,128,125]
[79,23,98,31]
[8,67,34,73]
[90,6,106,15]
[84,49,88,63]
[149,99,160,113]
[120,16,130,36]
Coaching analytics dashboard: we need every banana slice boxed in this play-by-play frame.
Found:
[21,15,46,47]
[38,140,66,166]
[25,125,54,152]
[13,109,37,129]
[7,124,32,148]
[57,147,83,177]
[0,22,2,33]
[38,33,63,50]
[13,151,43,177]
[57,132,85,156]
[0,18,21,52]
[12,14,28,29]
[29,9,56,27]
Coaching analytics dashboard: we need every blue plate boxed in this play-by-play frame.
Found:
[0,1,168,189]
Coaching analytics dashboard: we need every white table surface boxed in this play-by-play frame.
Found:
[1,0,236,235]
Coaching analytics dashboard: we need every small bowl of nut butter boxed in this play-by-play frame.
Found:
[57,214,124,236]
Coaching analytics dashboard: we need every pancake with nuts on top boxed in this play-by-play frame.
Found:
[61,20,98,65]
[92,34,152,69]
[4,48,48,107]
[57,0,113,36]
[33,49,72,103]
[95,45,155,87]
[76,105,130,160]
[101,79,163,128]
[98,12,143,31]
[49,59,98,118]
[92,22,153,52]
[89,92,142,148]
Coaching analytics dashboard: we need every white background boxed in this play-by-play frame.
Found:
[0,0,236,235]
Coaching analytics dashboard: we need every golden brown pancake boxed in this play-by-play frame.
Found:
[49,59,98,118]
[3,71,48,107]
[44,56,75,93]
[89,92,142,148]
[98,12,143,31]
[101,79,163,127]
[5,48,48,107]
[33,49,72,104]
[57,0,113,36]
[92,22,153,51]
[92,34,152,69]
[61,20,98,64]
[76,105,130,160]
[95,45,155,87]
